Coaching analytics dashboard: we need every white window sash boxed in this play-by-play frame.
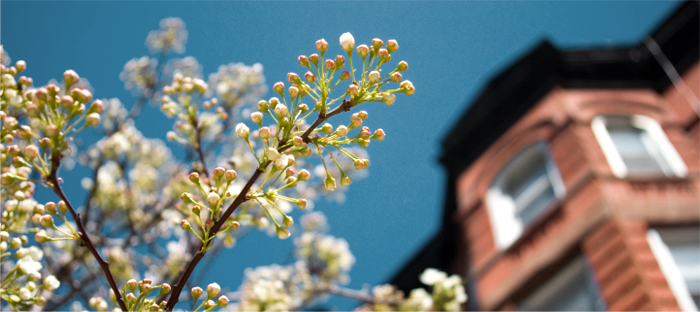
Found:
[631,115,688,177]
[592,116,628,178]
[647,229,699,311]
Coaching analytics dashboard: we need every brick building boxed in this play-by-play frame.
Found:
[391,1,700,311]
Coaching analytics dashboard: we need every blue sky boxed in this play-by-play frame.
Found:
[1,1,681,310]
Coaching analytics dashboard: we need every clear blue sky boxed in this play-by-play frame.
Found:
[1,1,681,310]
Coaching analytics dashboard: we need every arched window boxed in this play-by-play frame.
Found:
[486,141,565,249]
[591,115,687,178]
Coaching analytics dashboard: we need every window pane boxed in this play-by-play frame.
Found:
[657,227,700,310]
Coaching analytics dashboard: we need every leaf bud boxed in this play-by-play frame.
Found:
[180,220,191,231]
[315,39,328,53]
[340,71,350,81]
[273,82,285,94]
[224,170,237,182]
[257,100,269,112]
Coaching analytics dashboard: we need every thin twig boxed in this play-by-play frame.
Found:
[163,99,354,311]
[47,154,128,311]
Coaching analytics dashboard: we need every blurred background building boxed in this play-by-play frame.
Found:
[392,1,700,311]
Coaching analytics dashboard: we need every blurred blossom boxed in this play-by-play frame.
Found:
[0,45,10,65]
[208,62,267,108]
[164,56,203,81]
[99,98,129,132]
[146,17,188,54]
[120,56,157,96]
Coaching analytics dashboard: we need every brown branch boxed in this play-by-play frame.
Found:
[163,99,355,311]
[47,154,128,312]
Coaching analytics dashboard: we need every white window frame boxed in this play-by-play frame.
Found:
[647,228,700,312]
[591,114,687,178]
[486,142,565,249]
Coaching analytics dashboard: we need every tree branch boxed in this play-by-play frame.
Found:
[47,154,128,312]
[163,99,355,311]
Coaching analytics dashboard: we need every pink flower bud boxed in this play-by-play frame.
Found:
[309,54,319,65]
[191,287,203,299]
[372,129,385,141]
[293,136,304,146]
[24,145,38,159]
[382,93,396,106]
[336,125,348,137]
[35,230,48,243]
[276,226,290,239]
[79,89,93,102]
[358,111,368,120]
[85,113,100,127]
[298,55,309,67]
[251,112,263,124]
[288,73,301,85]
[354,159,367,170]
[360,126,371,139]
[372,38,384,50]
[45,202,57,215]
[334,55,345,68]
[63,70,79,87]
[397,61,408,71]
[357,45,369,58]
[207,283,221,298]
[341,175,352,186]
[273,82,285,94]
[230,221,240,231]
[288,86,299,97]
[299,103,309,114]
[192,205,201,215]
[259,127,271,139]
[350,115,362,128]
[378,49,391,62]
[269,97,280,106]
[283,215,294,227]
[224,170,237,182]
[346,84,359,95]
[315,39,328,53]
[298,169,310,181]
[180,220,191,230]
[386,40,399,53]
[15,60,26,72]
[400,80,415,96]
[297,199,307,209]
[391,72,402,83]
[45,124,59,138]
[257,100,269,112]
[340,71,350,81]
[305,71,316,83]
[274,104,288,118]
[39,215,54,228]
[324,59,335,71]
[217,296,229,308]
[204,300,216,309]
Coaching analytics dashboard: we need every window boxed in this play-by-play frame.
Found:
[647,226,700,311]
[519,256,605,311]
[591,115,687,178]
[486,142,565,249]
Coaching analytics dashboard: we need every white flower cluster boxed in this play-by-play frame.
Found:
[295,231,355,283]
[419,268,468,311]
[165,56,203,80]
[236,264,303,311]
[145,17,188,54]
[120,56,158,96]
[207,62,267,108]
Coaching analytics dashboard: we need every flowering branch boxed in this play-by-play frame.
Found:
[46,155,128,311]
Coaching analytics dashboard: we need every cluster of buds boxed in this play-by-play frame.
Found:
[1,66,103,178]
[179,167,241,245]
[189,283,229,311]
[121,278,172,311]
[34,200,80,243]
[162,73,228,149]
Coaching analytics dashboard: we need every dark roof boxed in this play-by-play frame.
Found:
[389,0,699,299]
[440,0,699,175]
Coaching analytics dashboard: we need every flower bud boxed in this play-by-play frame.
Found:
[0,231,8,242]
[371,129,386,141]
[400,80,415,96]
[180,220,191,230]
[273,82,285,94]
[257,100,269,112]
[225,170,237,182]
[304,71,316,83]
[293,136,304,146]
[346,84,359,95]
[35,230,49,243]
[309,54,319,65]
[368,71,380,84]
[235,123,250,139]
[315,39,328,53]
[397,61,408,71]
[258,127,272,139]
[360,127,371,139]
[357,111,368,120]
[217,296,229,308]
[89,99,104,113]
[324,59,335,71]
[15,60,26,72]
[63,70,79,87]
[334,55,345,69]
[297,199,307,209]
[382,93,396,106]
[39,215,54,228]
[372,38,384,49]
[357,45,369,58]
[378,49,391,62]
[45,124,59,138]
[390,72,402,83]
[38,137,51,150]
[357,139,370,148]
[274,103,288,118]
[213,167,225,181]
[287,73,301,84]
[267,148,280,161]
[283,215,294,227]
[230,221,240,231]
[288,86,299,97]
[192,205,201,215]
[206,283,221,298]
[354,159,366,170]
[339,32,355,52]
[251,112,263,124]
[203,300,216,309]
[276,226,290,239]
[149,304,159,311]
[10,237,21,248]
[189,172,200,184]
[324,175,336,191]
[7,145,20,157]
[57,201,68,214]
[207,192,220,206]
[386,39,399,53]
[298,55,309,67]
[340,71,350,81]
[269,97,280,106]
[86,113,100,127]
[275,154,289,169]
